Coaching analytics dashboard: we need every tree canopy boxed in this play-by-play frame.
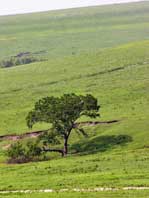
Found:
[26,93,100,156]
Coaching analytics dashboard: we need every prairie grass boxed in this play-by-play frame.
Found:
[0,1,149,194]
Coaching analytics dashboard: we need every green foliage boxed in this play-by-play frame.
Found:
[39,130,60,146]
[25,140,42,158]
[27,93,99,129]
[1,55,39,68]
[7,140,42,163]
[26,94,100,155]
[7,142,24,160]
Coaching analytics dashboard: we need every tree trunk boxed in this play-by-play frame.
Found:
[63,126,73,157]
[63,137,68,156]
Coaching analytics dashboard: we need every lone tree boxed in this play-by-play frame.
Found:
[26,94,100,156]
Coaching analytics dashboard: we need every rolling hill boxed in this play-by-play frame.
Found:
[0,1,148,197]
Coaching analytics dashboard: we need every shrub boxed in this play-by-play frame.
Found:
[7,142,25,159]
[7,140,42,163]
[1,55,40,68]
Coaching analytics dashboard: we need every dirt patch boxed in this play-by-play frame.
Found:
[0,120,119,142]
[0,130,46,141]
[74,120,119,127]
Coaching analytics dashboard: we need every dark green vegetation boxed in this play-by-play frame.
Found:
[7,140,42,163]
[26,94,99,156]
[7,94,100,162]
[0,1,149,196]
[0,52,43,68]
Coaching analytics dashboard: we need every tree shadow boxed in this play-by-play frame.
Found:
[71,135,133,155]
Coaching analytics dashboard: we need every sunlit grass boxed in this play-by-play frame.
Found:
[0,2,148,193]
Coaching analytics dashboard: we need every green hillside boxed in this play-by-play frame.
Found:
[0,1,149,196]
[0,1,149,60]
[0,1,149,136]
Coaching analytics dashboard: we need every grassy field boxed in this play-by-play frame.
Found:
[1,190,149,198]
[0,1,149,61]
[0,1,149,197]
[0,149,149,190]
[0,1,149,135]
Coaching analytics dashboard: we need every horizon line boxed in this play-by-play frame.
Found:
[0,0,146,17]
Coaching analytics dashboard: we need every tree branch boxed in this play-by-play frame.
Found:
[42,147,64,156]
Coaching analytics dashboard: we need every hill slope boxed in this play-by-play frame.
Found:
[0,2,148,194]
[0,1,149,60]
[0,1,149,136]
[0,40,148,148]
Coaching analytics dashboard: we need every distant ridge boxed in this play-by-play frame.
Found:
[0,0,147,16]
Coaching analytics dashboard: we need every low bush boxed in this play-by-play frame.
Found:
[7,140,42,163]
[1,56,38,68]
